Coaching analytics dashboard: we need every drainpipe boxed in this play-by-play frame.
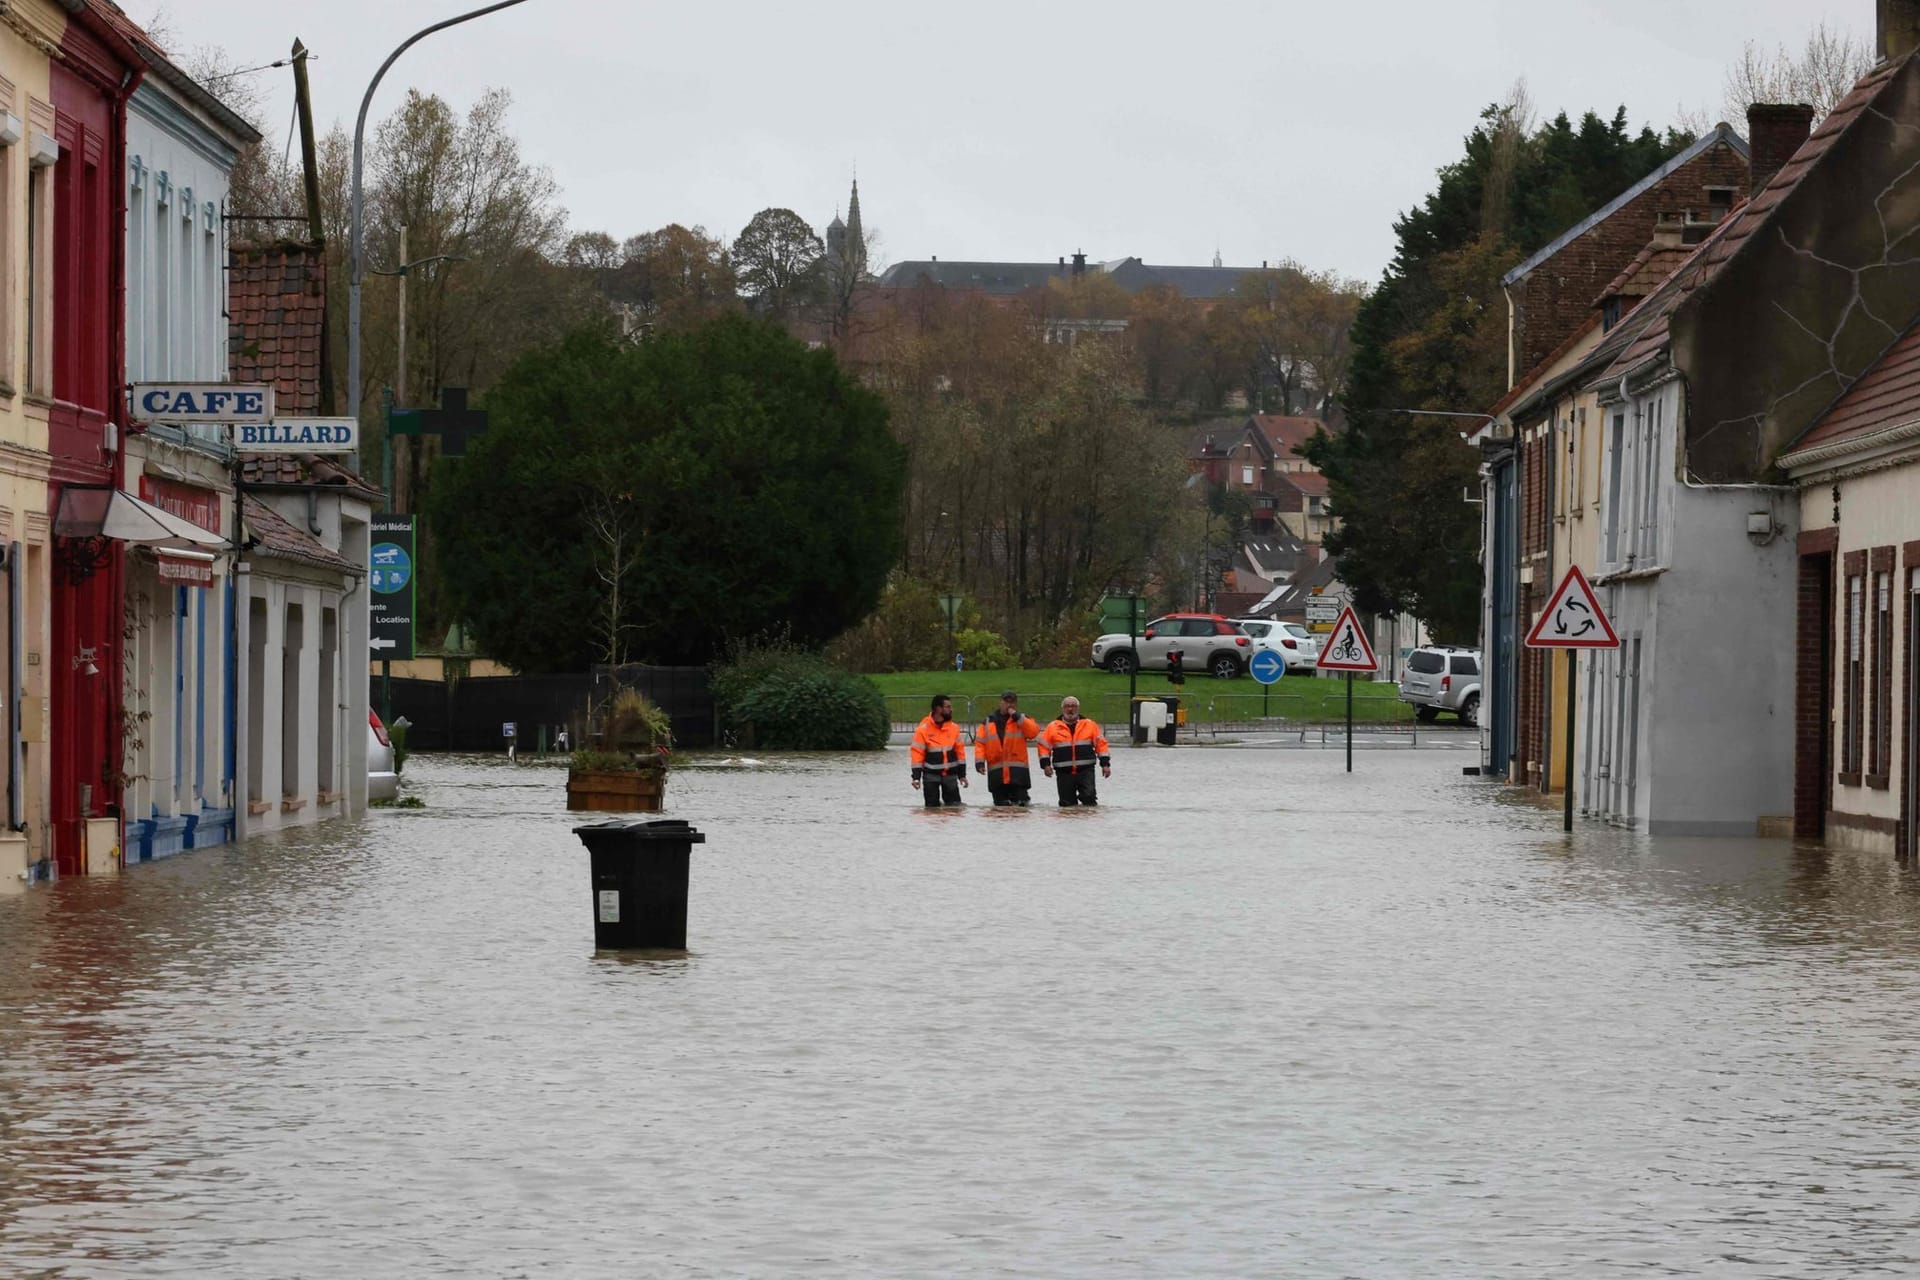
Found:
[1503,285,1518,391]
[233,560,250,841]
[106,63,143,856]
[6,541,19,831]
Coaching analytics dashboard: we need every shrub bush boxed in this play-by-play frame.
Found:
[953,627,1015,670]
[824,573,949,673]
[714,640,888,750]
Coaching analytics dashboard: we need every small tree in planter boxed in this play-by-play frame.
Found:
[566,689,673,812]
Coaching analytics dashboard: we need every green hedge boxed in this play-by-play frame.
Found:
[714,648,888,750]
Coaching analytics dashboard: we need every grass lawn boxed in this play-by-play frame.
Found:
[867,667,1416,726]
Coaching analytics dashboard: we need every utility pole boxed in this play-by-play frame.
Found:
[396,224,409,511]
[290,38,333,417]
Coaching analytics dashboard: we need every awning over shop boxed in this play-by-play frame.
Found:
[53,486,226,551]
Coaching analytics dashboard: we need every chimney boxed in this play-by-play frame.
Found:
[1071,251,1086,276]
[1650,212,1687,248]
[1746,102,1814,192]
[1881,0,1920,61]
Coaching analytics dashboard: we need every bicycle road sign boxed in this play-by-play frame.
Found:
[1315,607,1378,672]
[1525,565,1620,649]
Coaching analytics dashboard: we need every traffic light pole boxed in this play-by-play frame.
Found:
[1129,595,1138,705]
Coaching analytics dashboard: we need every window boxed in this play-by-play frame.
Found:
[1241,465,1254,486]
[1188,618,1222,637]
[1572,407,1586,517]
[1408,651,1446,675]
[1451,655,1479,677]
[1636,398,1662,563]
[1240,622,1270,639]
[1871,563,1893,786]
[24,151,44,394]
[1605,412,1626,564]
[1843,563,1864,781]
[1308,496,1323,515]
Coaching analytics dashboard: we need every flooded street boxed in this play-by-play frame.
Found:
[5,748,1920,1277]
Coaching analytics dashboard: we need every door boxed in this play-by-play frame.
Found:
[1489,457,1518,775]
[1138,617,1176,668]
[1908,580,1919,861]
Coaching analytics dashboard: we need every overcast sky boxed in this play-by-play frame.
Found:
[138,0,1864,283]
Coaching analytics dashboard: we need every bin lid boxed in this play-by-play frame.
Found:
[571,817,707,843]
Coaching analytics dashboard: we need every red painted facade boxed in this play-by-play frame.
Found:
[47,13,140,874]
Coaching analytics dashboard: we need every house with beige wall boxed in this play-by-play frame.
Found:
[0,1,61,887]
[1779,321,1920,855]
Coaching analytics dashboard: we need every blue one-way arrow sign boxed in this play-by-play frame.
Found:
[1249,648,1286,685]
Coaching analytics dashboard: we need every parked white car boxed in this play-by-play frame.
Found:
[1234,617,1320,672]
[369,711,399,802]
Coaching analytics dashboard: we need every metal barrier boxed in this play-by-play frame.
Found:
[887,692,1139,736]
[887,689,1434,739]
[1178,691,1455,746]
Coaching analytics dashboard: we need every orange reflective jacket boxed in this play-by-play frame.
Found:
[910,716,967,781]
[1040,718,1110,774]
[973,712,1041,784]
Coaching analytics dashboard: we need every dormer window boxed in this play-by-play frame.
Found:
[1602,296,1622,332]
[1706,187,1735,220]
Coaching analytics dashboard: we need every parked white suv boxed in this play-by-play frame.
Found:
[1398,647,1481,725]
[1234,618,1320,672]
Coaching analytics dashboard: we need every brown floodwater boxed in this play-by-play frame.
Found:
[4,747,1920,1277]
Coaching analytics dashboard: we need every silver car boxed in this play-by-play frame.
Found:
[1398,647,1481,725]
[369,711,399,802]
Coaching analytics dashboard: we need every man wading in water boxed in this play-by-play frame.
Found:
[909,695,969,807]
[973,691,1041,806]
[1039,696,1111,807]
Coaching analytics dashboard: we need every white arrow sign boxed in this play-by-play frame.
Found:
[1315,606,1379,672]
[1525,565,1620,649]
[370,637,397,652]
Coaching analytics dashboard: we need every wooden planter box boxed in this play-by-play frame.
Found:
[566,768,666,812]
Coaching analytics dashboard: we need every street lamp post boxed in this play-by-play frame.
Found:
[348,0,528,435]
[369,224,466,508]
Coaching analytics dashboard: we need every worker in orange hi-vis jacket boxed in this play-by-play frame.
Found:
[1038,696,1111,807]
[973,690,1042,807]
[909,694,969,808]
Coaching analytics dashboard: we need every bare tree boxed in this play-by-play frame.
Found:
[170,43,303,231]
[1722,20,1873,121]
[583,480,645,667]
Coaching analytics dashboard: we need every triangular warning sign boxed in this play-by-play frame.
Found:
[1315,606,1378,672]
[1525,564,1620,649]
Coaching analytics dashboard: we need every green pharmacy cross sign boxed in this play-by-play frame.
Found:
[390,386,488,457]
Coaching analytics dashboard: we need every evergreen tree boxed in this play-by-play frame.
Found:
[1304,103,1691,640]
[428,318,905,670]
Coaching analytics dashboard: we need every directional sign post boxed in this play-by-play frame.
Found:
[1315,606,1379,773]
[1249,647,1285,720]
[370,514,418,724]
[1525,565,1621,832]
